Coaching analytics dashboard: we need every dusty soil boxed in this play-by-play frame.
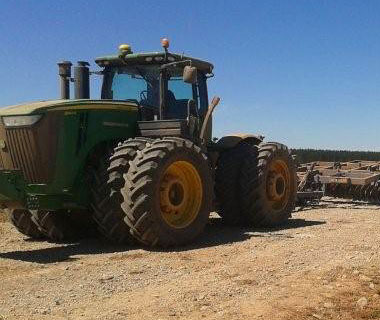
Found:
[1,199,380,320]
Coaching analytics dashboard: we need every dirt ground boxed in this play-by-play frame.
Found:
[1,198,380,320]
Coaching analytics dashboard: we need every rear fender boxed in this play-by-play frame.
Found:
[215,133,264,150]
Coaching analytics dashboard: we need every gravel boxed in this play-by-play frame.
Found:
[1,198,380,319]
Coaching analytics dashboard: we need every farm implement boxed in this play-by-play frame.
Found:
[297,160,380,205]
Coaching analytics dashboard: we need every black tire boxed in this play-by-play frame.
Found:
[88,138,152,243]
[123,137,213,247]
[215,142,259,225]
[8,209,44,239]
[241,142,297,227]
[30,210,81,242]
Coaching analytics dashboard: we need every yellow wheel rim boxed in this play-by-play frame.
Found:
[266,159,291,212]
[159,161,203,229]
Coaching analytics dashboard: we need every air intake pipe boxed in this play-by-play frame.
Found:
[57,61,72,99]
[74,61,90,99]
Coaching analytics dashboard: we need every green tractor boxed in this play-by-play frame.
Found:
[0,39,297,247]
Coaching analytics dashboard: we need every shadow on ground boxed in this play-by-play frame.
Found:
[171,217,325,252]
[0,217,325,263]
[0,238,132,264]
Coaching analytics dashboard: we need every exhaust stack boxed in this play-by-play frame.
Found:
[57,61,72,99]
[74,61,90,99]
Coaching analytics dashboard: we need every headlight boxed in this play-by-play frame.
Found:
[2,115,42,127]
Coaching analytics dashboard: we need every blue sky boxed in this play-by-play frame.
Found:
[0,0,379,150]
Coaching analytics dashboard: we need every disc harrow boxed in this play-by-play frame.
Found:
[297,160,380,205]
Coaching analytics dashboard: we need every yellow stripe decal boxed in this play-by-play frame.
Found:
[49,105,137,112]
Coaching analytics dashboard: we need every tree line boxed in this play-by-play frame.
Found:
[291,149,380,164]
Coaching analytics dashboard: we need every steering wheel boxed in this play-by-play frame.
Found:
[140,90,148,101]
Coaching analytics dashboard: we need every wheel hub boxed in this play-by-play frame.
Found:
[160,176,187,212]
[266,159,291,212]
[159,161,203,229]
[268,173,286,201]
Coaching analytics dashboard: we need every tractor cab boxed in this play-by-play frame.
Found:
[56,39,216,143]
[95,39,214,123]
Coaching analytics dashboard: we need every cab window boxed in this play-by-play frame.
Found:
[165,76,199,119]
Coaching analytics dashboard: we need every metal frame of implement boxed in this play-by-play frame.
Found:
[297,160,380,205]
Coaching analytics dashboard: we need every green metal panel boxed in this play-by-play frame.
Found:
[0,170,26,204]
[0,99,137,116]
[0,100,139,210]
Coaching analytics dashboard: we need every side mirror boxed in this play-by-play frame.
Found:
[183,66,197,84]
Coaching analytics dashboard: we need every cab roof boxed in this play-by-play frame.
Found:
[95,52,214,74]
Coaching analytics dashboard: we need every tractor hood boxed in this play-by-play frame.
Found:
[0,99,138,116]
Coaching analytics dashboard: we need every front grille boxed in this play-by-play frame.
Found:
[0,112,61,184]
[6,128,41,183]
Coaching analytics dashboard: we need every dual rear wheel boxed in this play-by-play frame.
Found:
[90,138,296,247]
[215,142,297,227]
[90,137,213,247]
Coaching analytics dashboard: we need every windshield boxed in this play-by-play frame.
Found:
[102,65,200,118]
[106,65,160,107]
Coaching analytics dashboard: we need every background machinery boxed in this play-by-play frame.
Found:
[297,160,380,205]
